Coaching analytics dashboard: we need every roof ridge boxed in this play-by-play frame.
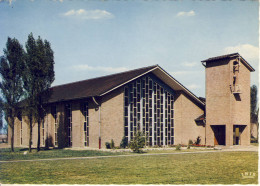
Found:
[201,53,255,72]
[201,52,239,62]
[51,64,158,89]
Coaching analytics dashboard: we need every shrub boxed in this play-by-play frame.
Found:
[111,139,115,149]
[129,131,146,153]
[195,136,201,145]
[176,144,181,150]
[120,136,128,149]
[188,139,193,145]
[105,142,111,149]
[251,137,258,143]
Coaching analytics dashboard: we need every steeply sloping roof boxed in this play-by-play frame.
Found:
[47,65,205,107]
[48,65,157,103]
[201,53,255,72]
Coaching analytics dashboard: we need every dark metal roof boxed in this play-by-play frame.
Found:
[198,97,205,103]
[201,53,238,62]
[201,53,255,72]
[48,65,158,103]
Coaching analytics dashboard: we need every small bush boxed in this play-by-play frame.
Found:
[111,139,115,149]
[251,137,258,143]
[188,139,193,145]
[105,142,111,149]
[176,144,181,150]
[120,136,128,149]
[195,136,201,145]
[129,131,146,153]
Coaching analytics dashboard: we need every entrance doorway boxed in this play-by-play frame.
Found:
[233,125,246,145]
[211,125,226,145]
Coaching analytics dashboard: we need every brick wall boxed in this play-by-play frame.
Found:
[174,91,205,145]
[205,57,251,146]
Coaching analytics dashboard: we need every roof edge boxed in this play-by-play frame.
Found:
[156,66,205,107]
[100,65,205,107]
[201,53,255,72]
[99,65,159,96]
[51,64,159,89]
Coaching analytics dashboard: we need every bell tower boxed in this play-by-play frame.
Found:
[202,53,255,146]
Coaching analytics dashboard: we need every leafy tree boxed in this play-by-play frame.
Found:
[250,85,259,139]
[0,38,24,152]
[120,135,128,148]
[0,97,3,131]
[23,33,55,152]
[129,131,146,153]
[251,85,258,122]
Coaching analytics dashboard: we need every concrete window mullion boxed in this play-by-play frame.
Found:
[152,80,155,146]
[163,90,166,146]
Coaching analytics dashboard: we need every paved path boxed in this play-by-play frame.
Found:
[0,146,258,163]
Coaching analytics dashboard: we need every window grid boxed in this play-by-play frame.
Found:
[124,75,174,146]
[83,102,89,147]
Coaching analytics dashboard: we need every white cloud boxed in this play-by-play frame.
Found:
[63,9,114,20]
[182,62,198,67]
[224,44,259,60]
[3,0,15,5]
[3,0,62,4]
[186,84,200,90]
[72,64,128,73]
[176,10,195,17]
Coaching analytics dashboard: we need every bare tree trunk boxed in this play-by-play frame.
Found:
[37,118,41,152]
[11,125,14,152]
[8,117,15,152]
[29,117,32,152]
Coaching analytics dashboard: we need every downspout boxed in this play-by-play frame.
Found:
[204,118,206,145]
[92,97,101,149]
[41,105,47,147]
[202,61,207,146]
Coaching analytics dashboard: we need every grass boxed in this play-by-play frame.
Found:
[0,147,214,161]
[251,143,259,146]
[0,151,258,184]
[0,147,127,161]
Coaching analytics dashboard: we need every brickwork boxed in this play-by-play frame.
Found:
[205,56,252,146]
[101,87,124,148]
[9,81,205,149]
[8,58,253,149]
[174,91,205,145]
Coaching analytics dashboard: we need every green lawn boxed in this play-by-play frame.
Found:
[0,148,127,161]
[251,143,259,146]
[0,151,258,184]
[0,147,214,161]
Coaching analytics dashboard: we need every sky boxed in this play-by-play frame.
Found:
[0,0,259,99]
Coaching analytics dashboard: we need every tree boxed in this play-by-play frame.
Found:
[129,131,146,153]
[250,85,259,139]
[0,97,3,131]
[0,38,24,152]
[23,33,55,152]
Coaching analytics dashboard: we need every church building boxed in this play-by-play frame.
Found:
[9,53,255,148]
